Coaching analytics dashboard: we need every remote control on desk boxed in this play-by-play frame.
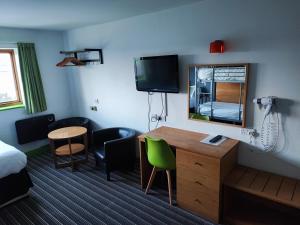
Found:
[209,135,223,143]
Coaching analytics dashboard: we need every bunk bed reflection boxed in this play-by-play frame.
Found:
[188,64,248,127]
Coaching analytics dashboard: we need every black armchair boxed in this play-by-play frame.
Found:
[48,117,90,131]
[92,127,136,181]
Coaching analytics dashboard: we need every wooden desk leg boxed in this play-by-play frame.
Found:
[49,139,58,169]
[139,140,151,189]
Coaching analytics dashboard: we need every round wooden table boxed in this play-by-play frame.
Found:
[48,126,88,171]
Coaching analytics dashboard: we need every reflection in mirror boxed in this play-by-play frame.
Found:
[188,64,248,127]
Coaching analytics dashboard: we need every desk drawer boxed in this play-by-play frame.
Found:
[177,175,219,203]
[176,148,219,178]
[177,165,219,192]
[177,178,219,222]
[176,148,220,223]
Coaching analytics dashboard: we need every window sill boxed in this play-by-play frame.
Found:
[0,104,25,111]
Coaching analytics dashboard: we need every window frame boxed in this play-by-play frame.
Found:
[0,49,23,108]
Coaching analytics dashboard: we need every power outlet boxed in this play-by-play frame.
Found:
[151,114,166,122]
[161,115,166,122]
[240,128,257,136]
[90,106,98,111]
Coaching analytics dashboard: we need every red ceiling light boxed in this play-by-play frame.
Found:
[209,40,224,53]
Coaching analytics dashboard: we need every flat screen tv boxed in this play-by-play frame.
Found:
[134,55,179,93]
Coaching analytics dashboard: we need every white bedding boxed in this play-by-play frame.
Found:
[198,101,243,121]
[0,140,27,179]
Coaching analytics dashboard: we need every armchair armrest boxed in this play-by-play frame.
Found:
[92,128,119,146]
[104,134,136,160]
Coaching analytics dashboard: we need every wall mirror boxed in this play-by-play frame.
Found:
[188,64,249,127]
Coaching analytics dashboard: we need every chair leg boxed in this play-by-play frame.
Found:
[105,164,110,181]
[145,167,157,194]
[95,158,99,167]
[166,170,172,206]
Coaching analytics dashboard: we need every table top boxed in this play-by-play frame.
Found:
[138,126,239,159]
[48,126,87,140]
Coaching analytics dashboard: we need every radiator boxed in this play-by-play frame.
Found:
[15,114,55,144]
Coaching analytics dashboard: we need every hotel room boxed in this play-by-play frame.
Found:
[0,0,300,224]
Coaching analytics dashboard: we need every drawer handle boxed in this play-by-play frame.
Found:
[194,162,203,167]
[195,181,203,186]
[195,199,202,204]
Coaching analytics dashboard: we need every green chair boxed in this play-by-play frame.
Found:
[189,113,210,121]
[145,136,176,205]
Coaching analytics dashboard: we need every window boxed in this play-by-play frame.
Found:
[0,49,22,107]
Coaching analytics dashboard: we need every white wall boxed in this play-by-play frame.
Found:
[64,0,300,178]
[0,27,72,151]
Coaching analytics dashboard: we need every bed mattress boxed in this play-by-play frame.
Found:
[0,140,27,179]
[198,101,243,121]
[0,168,33,207]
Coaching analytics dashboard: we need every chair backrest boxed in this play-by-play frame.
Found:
[189,113,209,121]
[92,127,136,146]
[145,136,176,170]
[118,128,133,138]
[48,117,90,132]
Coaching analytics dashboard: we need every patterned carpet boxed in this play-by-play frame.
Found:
[0,153,214,225]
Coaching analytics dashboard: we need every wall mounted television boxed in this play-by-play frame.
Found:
[134,55,179,93]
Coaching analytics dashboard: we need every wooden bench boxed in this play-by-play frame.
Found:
[223,166,300,225]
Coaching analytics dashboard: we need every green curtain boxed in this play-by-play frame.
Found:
[17,43,47,114]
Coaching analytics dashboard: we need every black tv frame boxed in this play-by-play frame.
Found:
[134,54,179,93]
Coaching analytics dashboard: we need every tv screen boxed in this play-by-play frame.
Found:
[134,55,179,93]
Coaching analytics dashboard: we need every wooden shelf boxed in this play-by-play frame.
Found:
[224,166,300,209]
[225,201,300,225]
[55,143,85,156]
[57,48,103,67]
[223,188,300,225]
[223,165,300,225]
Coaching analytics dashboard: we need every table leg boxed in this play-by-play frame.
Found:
[84,133,88,162]
[139,140,151,189]
[49,139,58,169]
[68,139,75,171]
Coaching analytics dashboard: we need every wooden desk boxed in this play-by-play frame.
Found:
[138,126,239,224]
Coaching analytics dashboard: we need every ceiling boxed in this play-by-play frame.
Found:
[0,0,203,31]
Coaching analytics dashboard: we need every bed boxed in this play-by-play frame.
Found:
[198,101,243,122]
[0,140,33,208]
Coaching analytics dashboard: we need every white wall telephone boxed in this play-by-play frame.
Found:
[253,96,279,152]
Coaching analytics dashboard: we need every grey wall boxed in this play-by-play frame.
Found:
[0,27,72,151]
[64,0,300,178]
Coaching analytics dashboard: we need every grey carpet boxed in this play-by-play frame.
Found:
[0,153,215,225]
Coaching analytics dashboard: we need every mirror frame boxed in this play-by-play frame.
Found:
[187,63,249,128]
